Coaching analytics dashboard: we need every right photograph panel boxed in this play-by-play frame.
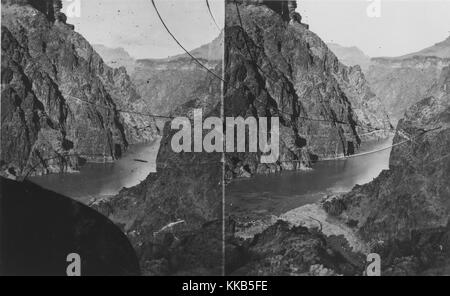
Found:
[224,0,450,276]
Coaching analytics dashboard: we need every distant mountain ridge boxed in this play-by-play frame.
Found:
[163,30,223,61]
[92,44,136,73]
[329,35,450,66]
[131,34,222,116]
[327,37,450,124]
[388,35,450,60]
[92,33,223,117]
[366,36,450,124]
[327,43,371,71]
[93,31,223,70]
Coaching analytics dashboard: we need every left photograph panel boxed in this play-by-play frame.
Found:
[0,0,224,276]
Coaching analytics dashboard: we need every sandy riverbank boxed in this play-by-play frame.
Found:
[234,193,370,254]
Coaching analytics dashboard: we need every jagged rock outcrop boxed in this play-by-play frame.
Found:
[235,0,308,27]
[324,66,450,275]
[224,0,391,178]
[2,0,56,20]
[1,2,157,177]
[334,65,393,138]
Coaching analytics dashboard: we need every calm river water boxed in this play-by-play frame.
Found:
[31,136,393,213]
[227,137,394,217]
[30,138,161,203]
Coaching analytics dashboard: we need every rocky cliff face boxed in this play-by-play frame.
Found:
[2,0,59,21]
[366,55,450,124]
[224,0,392,178]
[324,66,450,275]
[1,2,156,177]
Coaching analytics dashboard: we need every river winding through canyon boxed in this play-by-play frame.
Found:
[30,136,393,215]
[227,136,394,220]
[30,138,161,204]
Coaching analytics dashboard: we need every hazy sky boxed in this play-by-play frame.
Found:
[64,0,224,59]
[65,0,450,59]
[299,0,450,57]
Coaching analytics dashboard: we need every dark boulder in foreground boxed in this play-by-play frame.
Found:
[0,177,140,276]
